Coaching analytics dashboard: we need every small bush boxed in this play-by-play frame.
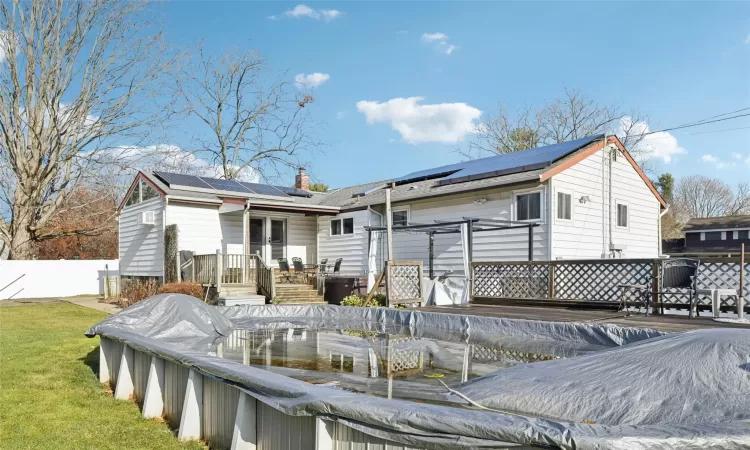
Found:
[341,292,387,307]
[119,278,158,307]
[156,282,204,300]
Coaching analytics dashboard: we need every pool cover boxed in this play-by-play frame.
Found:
[86,294,750,450]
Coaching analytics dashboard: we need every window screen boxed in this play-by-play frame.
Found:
[343,218,354,235]
[330,219,341,236]
[704,231,722,241]
[516,192,541,221]
[557,192,571,220]
[617,204,628,228]
[392,210,408,227]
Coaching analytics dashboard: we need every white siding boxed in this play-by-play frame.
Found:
[389,186,550,276]
[551,147,660,259]
[119,197,164,277]
[317,210,372,276]
[166,203,224,254]
[219,212,244,253]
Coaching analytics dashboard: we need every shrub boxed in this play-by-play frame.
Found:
[156,282,204,300]
[341,292,387,307]
[119,278,158,307]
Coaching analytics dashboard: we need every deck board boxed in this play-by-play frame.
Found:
[411,304,750,332]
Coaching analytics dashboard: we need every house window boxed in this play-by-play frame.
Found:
[330,218,354,236]
[616,203,628,228]
[704,231,722,241]
[740,230,750,239]
[125,188,140,207]
[392,209,409,227]
[516,192,541,221]
[124,178,160,208]
[556,192,572,221]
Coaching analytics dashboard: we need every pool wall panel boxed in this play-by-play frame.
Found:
[257,401,316,450]
[164,359,189,427]
[202,376,240,449]
[133,350,151,404]
[333,423,424,450]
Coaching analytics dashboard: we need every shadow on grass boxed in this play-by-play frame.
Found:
[79,346,99,377]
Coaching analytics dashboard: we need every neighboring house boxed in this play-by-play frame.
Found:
[117,134,666,282]
[663,215,750,256]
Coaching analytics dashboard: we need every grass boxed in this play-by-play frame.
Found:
[0,303,204,450]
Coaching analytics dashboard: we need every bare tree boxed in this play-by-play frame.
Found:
[177,46,320,181]
[0,0,173,259]
[673,175,750,220]
[463,89,650,161]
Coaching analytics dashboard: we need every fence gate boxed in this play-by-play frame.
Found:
[385,260,424,306]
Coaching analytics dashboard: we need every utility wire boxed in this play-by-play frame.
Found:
[678,107,750,128]
[688,125,750,136]
[642,112,750,136]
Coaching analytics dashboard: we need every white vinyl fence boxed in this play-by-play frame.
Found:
[0,259,118,300]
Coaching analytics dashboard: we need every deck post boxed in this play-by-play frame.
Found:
[315,418,334,450]
[98,337,112,383]
[178,369,203,440]
[428,232,435,279]
[528,223,534,261]
[548,263,556,300]
[142,356,165,418]
[114,343,134,400]
[651,260,661,315]
[215,249,223,296]
[739,243,745,319]
[231,391,257,450]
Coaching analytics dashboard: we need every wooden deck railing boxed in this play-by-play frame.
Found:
[471,257,749,314]
[193,252,274,300]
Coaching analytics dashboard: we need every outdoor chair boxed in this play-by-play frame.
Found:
[331,258,343,276]
[318,258,328,276]
[619,258,700,317]
[291,257,307,283]
[277,258,296,284]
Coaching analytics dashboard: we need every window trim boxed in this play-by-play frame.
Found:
[555,189,574,223]
[330,217,354,237]
[391,207,410,228]
[615,200,629,230]
[512,187,545,223]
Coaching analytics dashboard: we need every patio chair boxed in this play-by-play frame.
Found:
[331,258,343,276]
[618,258,700,317]
[291,257,307,283]
[277,258,296,284]
[318,258,328,276]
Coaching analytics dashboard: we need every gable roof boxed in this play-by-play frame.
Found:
[683,215,750,232]
[118,135,666,212]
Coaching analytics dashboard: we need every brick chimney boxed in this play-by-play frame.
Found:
[294,167,309,191]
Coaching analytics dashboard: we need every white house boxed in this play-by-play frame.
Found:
[117,134,666,284]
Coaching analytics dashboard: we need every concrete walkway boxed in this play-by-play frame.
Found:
[64,296,122,314]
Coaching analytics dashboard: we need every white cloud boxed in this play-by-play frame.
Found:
[701,154,726,168]
[267,15,277,20]
[422,32,448,42]
[294,72,330,89]
[615,117,686,164]
[356,96,482,144]
[335,111,345,120]
[745,34,750,44]
[280,5,343,21]
[420,32,457,56]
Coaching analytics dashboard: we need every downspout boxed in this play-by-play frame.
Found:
[601,136,608,258]
[608,139,614,258]
[658,204,670,258]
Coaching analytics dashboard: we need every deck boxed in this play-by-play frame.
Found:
[412,304,750,332]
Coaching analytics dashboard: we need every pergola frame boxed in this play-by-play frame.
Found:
[365,218,540,279]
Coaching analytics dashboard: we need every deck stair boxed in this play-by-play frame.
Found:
[218,284,257,298]
[274,282,324,304]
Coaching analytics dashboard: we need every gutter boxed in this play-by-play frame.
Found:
[658,204,670,258]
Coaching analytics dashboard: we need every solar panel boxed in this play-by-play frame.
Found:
[393,134,603,186]
[352,182,390,197]
[153,172,214,189]
[239,182,288,197]
[273,186,313,198]
[200,177,254,194]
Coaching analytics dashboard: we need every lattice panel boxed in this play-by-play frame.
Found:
[472,264,549,298]
[661,261,750,310]
[554,261,652,303]
[472,345,557,365]
[387,262,423,303]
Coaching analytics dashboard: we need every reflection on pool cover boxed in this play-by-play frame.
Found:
[213,324,607,404]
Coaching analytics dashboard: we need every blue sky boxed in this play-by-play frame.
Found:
[152,1,750,188]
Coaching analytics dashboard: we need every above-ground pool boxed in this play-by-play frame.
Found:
[87,294,750,450]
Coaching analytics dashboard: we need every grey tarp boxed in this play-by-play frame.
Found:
[86,294,750,450]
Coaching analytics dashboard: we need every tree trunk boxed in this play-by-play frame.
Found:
[8,204,36,260]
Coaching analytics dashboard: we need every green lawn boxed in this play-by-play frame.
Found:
[0,303,203,450]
